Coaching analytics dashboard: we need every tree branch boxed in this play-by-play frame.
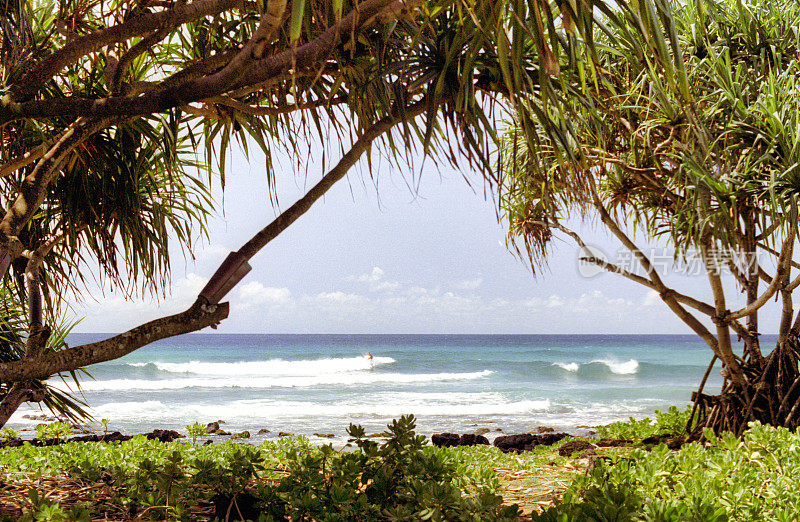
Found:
[728,232,793,320]
[0,0,396,123]
[0,96,430,384]
[237,97,428,260]
[0,118,116,278]
[208,94,347,116]
[586,174,723,359]
[0,300,229,382]
[11,0,244,101]
[0,144,46,179]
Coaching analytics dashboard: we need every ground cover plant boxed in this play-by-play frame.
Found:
[7,409,800,521]
[538,418,800,521]
[0,415,522,521]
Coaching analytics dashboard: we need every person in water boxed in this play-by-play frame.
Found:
[366,352,373,360]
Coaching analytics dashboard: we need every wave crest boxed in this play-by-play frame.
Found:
[125,355,395,377]
[551,359,639,375]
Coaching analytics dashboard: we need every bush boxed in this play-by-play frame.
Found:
[0,415,521,521]
[535,422,800,521]
[595,405,694,441]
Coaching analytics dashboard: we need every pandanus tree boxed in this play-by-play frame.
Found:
[0,0,605,426]
[503,0,800,436]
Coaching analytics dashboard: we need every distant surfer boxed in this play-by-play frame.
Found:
[366,352,373,360]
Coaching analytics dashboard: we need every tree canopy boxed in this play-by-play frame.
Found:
[0,0,608,426]
[503,0,800,435]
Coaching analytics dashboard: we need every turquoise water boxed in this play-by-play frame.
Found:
[9,334,736,442]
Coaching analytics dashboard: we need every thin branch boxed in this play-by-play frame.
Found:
[728,232,793,320]
[586,173,722,358]
[0,144,45,178]
[758,241,800,270]
[532,219,732,331]
[11,0,243,101]
[0,118,117,279]
[0,0,396,123]
[238,97,429,260]
[208,94,347,116]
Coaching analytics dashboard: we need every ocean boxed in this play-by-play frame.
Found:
[8,333,733,443]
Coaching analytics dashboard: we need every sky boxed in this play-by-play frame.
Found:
[68,135,784,335]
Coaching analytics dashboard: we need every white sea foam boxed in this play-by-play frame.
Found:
[61,370,494,392]
[86,396,551,421]
[553,362,580,372]
[125,356,395,376]
[591,358,639,374]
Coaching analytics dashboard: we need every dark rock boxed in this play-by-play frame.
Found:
[231,431,250,440]
[666,438,684,450]
[313,433,335,438]
[537,426,555,433]
[145,429,184,442]
[217,419,226,424]
[257,428,271,434]
[69,431,132,443]
[495,428,503,432]
[596,437,631,447]
[431,433,492,447]
[641,433,673,445]
[475,427,491,435]
[431,433,461,447]
[558,439,595,457]
[205,422,220,434]
[215,430,231,436]
[493,432,569,453]
[278,431,293,437]
[203,439,214,445]
[579,447,597,458]
[459,434,489,446]
[212,490,260,521]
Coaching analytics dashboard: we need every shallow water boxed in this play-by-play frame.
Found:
[9,333,738,444]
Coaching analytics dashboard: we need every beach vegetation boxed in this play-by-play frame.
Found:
[503,0,800,436]
[0,0,607,426]
[0,415,519,521]
[596,405,694,442]
[536,421,800,521]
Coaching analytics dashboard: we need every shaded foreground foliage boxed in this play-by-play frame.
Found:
[6,410,800,521]
[0,415,521,521]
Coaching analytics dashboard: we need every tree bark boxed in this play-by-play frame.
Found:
[11,0,244,101]
[0,0,397,123]
[0,300,228,382]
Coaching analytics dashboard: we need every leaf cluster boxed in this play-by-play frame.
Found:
[595,405,695,441]
[503,0,800,266]
[537,421,800,521]
[0,415,520,521]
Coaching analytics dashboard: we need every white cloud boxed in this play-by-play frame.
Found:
[315,291,366,305]
[643,290,660,307]
[237,281,292,308]
[350,266,400,292]
[456,278,483,290]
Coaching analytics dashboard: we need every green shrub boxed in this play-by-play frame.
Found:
[536,422,800,521]
[595,405,694,441]
[0,416,520,521]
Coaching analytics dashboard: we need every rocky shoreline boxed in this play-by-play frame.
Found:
[0,414,637,455]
